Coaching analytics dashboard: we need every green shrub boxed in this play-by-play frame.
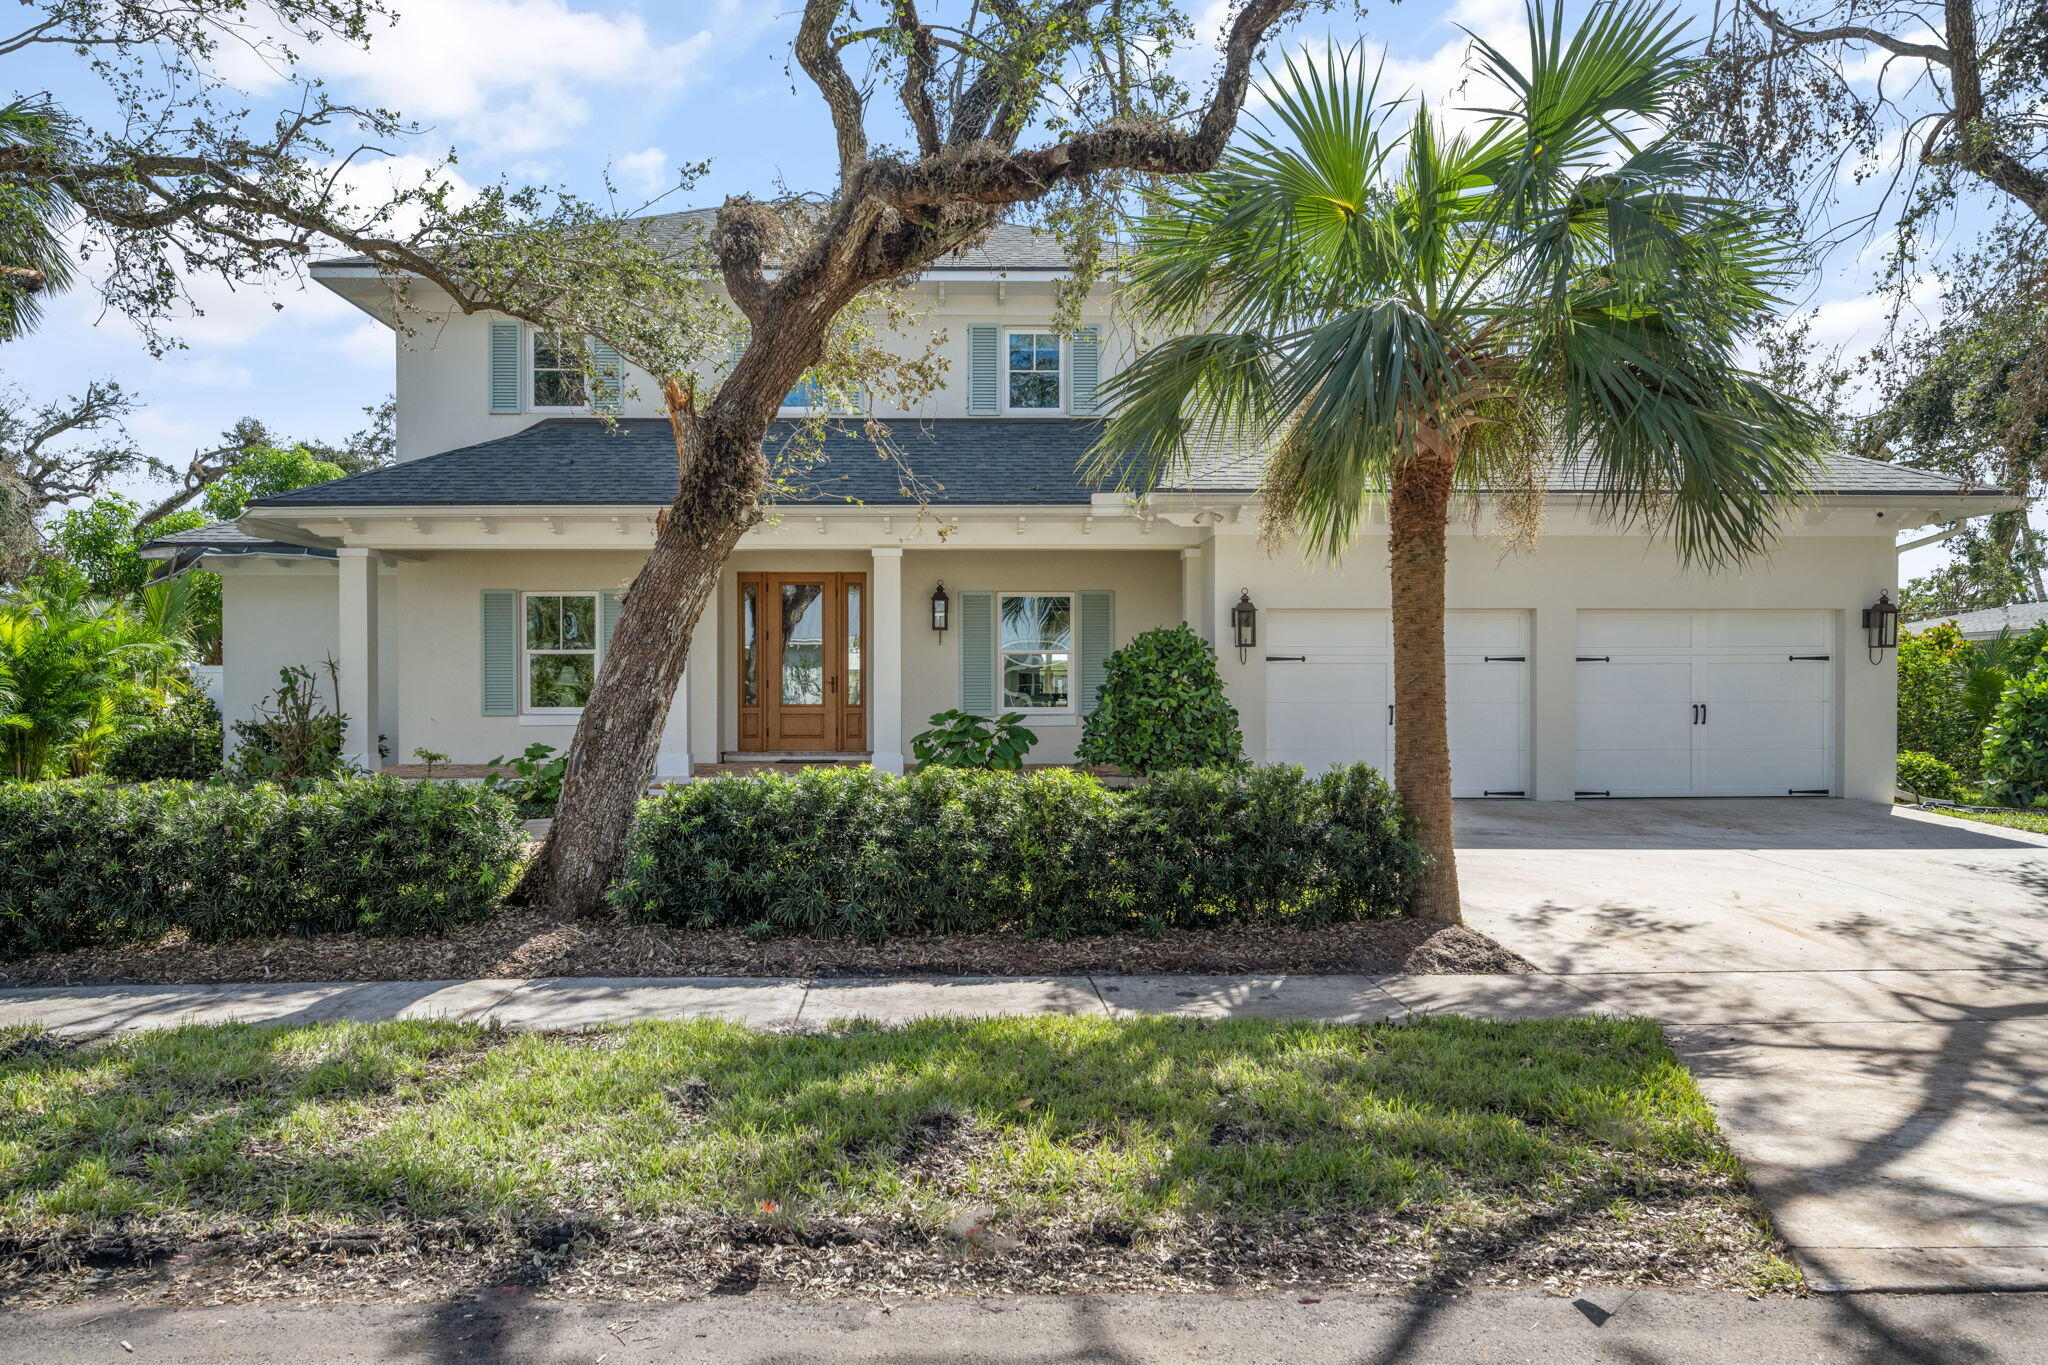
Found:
[1078,625,1243,773]
[1981,656,2048,807]
[481,742,567,817]
[1895,751,1960,802]
[0,777,525,959]
[1897,625,1983,777]
[611,763,1419,938]
[228,664,350,783]
[911,709,1038,770]
[102,693,224,782]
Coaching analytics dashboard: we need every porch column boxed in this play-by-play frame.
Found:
[1180,545,1207,642]
[869,547,905,774]
[655,664,692,780]
[336,547,381,772]
[688,582,721,768]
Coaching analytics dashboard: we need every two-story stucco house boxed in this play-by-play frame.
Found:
[144,216,2016,802]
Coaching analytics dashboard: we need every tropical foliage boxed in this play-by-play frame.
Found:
[102,693,224,783]
[1077,625,1243,774]
[911,710,1039,771]
[1895,751,1961,803]
[1090,1,1825,920]
[0,581,183,780]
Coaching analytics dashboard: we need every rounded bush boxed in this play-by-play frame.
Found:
[1895,751,1959,802]
[103,694,224,782]
[1077,625,1244,774]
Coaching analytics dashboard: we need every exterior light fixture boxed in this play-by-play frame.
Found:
[1863,590,1899,663]
[931,582,950,632]
[1231,590,1258,663]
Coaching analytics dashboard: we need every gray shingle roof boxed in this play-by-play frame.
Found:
[252,419,1114,509]
[138,520,333,565]
[1905,602,2048,637]
[1160,443,2008,497]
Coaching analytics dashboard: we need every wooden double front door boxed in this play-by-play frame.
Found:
[736,572,868,753]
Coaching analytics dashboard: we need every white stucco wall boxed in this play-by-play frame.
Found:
[379,280,1134,462]
[1203,529,1899,802]
[217,560,399,757]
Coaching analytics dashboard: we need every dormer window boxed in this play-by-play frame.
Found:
[532,331,589,410]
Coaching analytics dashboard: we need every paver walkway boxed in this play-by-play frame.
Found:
[4,798,2043,1295]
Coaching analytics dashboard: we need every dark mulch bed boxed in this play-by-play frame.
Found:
[0,913,1529,987]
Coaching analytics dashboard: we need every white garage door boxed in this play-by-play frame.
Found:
[1264,609,1530,796]
[1575,610,1834,797]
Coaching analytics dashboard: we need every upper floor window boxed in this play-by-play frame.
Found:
[1004,330,1063,412]
[532,332,589,409]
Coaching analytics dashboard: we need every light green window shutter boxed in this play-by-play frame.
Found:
[481,589,519,715]
[488,321,522,414]
[959,590,995,715]
[588,339,624,413]
[1078,590,1115,715]
[967,324,1000,414]
[1069,326,1102,415]
[599,589,624,655]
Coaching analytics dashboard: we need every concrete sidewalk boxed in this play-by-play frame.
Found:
[0,971,1603,1034]
[4,1288,2045,1364]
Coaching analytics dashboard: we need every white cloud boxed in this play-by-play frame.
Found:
[337,321,392,369]
[221,0,718,156]
[165,357,255,390]
[615,147,672,197]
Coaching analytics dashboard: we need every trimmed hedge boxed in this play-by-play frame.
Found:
[0,778,526,959]
[611,764,1420,938]
[103,694,225,782]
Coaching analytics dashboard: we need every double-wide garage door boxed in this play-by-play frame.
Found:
[1264,610,1530,797]
[1262,607,1835,799]
[1576,610,1834,797]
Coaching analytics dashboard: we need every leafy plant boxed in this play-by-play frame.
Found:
[910,709,1038,770]
[0,777,524,959]
[412,748,451,778]
[481,742,567,817]
[103,692,223,782]
[1077,625,1243,774]
[612,763,1420,939]
[1981,657,2048,807]
[0,581,180,779]
[1895,751,1960,804]
[1897,625,1985,778]
[228,663,349,785]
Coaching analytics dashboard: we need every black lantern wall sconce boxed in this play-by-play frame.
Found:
[1863,590,1899,664]
[930,582,950,632]
[1231,590,1257,663]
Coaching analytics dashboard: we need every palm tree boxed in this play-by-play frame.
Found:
[0,585,179,779]
[0,95,80,340]
[1090,0,1828,921]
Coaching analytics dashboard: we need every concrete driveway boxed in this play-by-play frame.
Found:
[1459,798,2048,1292]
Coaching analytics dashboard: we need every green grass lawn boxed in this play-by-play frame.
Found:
[0,1015,1794,1301]
[1925,806,2048,836]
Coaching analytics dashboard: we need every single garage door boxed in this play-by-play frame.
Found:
[1264,609,1530,796]
[1575,610,1834,797]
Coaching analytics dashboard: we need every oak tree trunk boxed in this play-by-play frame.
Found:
[1388,443,1463,924]
[528,425,765,915]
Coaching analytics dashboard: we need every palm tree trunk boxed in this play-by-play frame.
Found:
[1388,441,1462,923]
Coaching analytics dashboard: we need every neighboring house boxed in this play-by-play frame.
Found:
[143,217,2019,801]
[1904,602,2048,642]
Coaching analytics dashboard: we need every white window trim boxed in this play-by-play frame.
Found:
[528,331,592,414]
[520,589,603,716]
[999,327,1066,416]
[997,590,1077,717]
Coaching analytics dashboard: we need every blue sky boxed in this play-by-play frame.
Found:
[8,0,1975,570]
